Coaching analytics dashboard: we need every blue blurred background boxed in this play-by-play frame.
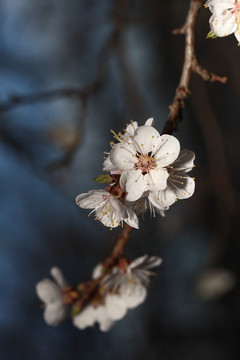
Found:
[1,0,240,359]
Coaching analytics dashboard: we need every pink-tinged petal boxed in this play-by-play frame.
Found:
[120,284,147,309]
[124,208,139,229]
[75,190,109,209]
[95,306,115,332]
[145,168,169,191]
[171,149,195,173]
[124,170,146,201]
[105,294,128,321]
[110,142,137,171]
[132,126,161,154]
[44,301,68,326]
[145,117,155,126]
[36,279,61,304]
[50,267,68,289]
[169,174,195,200]
[73,306,97,329]
[210,13,237,37]
[149,188,176,208]
[155,135,180,167]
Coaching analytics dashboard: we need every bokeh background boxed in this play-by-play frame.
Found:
[1,0,240,359]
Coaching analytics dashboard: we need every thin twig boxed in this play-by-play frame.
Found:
[162,0,227,135]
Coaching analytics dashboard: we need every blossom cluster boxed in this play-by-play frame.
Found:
[36,255,162,331]
[206,0,240,44]
[76,118,195,229]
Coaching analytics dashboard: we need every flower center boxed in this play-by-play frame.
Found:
[134,151,157,175]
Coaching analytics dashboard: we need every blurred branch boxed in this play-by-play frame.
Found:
[162,0,227,135]
[0,83,102,112]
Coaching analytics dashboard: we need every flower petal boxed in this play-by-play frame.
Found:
[75,190,109,209]
[73,306,97,329]
[95,205,121,228]
[149,188,176,208]
[105,294,128,321]
[169,174,195,199]
[103,156,120,173]
[154,135,180,167]
[110,142,137,171]
[209,13,237,37]
[44,301,68,326]
[120,284,147,309]
[124,169,147,201]
[124,208,139,229]
[132,125,161,154]
[125,121,138,137]
[145,117,155,126]
[36,279,61,304]
[50,267,68,289]
[145,168,169,191]
[206,0,235,15]
[94,306,115,332]
[109,197,128,219]
[171,149,195,173]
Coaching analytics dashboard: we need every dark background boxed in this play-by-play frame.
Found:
[1,0,240,359]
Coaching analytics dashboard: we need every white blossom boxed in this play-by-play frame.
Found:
[76,189,139,229]
[101,255,162,321]
[36,267,68,326]
[206,0,240,43]
[148,149,195,209]
[103,118,155,173]
[109,125,180,201]
[73,255,162,331]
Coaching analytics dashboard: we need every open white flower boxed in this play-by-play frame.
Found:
[103,118,155,173]
[36,267,68,326]
[76,189,139,229]
[206,0,240,43]
[74,255,162,331]
[101,255,162,321]
[110,125,180,201]
[149,149,195,209]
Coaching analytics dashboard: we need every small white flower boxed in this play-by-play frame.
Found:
[148,149,195,209]
[206,0,240,43]
[76,189,139,229]
[74,255,162,331]
[101,255,162,321]
[110,125,180,201]
[36,267,68,326]
[103,118,155,174]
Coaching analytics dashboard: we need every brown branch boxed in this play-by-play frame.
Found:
[162,0,227,135]
[71,224,133,309]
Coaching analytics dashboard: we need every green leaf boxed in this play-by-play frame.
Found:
[206,30,217,39]
[93,174,113,184]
